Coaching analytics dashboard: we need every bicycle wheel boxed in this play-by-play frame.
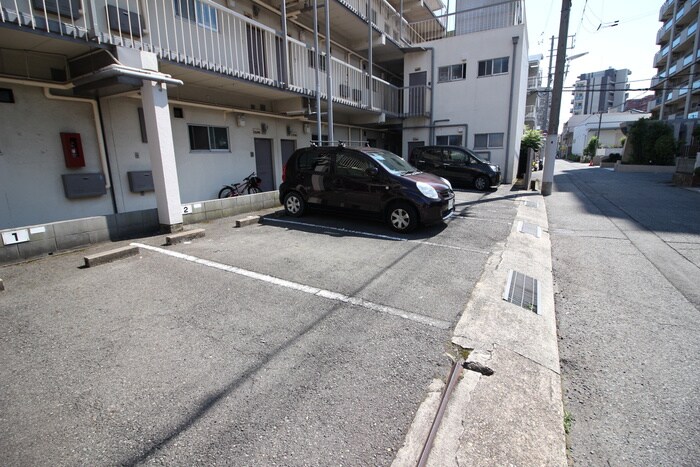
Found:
[218,186,237,198]
[247,186,261,194]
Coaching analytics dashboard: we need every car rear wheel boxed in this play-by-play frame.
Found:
[386,202,418,233]
[474,175,490,191]
[283,191,305,217]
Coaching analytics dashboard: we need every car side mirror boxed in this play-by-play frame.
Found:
[365,167,379,177]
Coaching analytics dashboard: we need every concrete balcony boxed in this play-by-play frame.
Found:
[0,0,430,116]
[659,0,674,21]
[657,18,674,45]
[406,0,523,43]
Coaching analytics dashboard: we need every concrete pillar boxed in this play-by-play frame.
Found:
[139,52,183,232]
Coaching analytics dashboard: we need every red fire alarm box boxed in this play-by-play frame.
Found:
[60,132,86,168]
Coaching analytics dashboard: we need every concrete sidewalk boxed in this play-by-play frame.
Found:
[393,190,567,466]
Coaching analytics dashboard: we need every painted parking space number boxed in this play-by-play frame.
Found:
[2,229,30,245]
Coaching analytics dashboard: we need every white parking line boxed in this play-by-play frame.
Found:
[261,218,490,255]
[131,243,453,330]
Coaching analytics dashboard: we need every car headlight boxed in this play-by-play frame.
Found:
[440,177,452,189]
[490,165,499,172]
[416,181,439,200]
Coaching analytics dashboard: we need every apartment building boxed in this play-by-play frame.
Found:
[570,68,631,116]
[524,54,545,130]
[0,0,528,260]
[651,0,700,140]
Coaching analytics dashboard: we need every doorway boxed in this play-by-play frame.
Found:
[254,138,274,191]
[281,139,296,168]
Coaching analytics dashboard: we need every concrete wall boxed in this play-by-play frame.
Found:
[0,85,116,230]
[402,23,528,183]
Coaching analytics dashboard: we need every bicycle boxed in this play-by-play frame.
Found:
[218,172,263,198]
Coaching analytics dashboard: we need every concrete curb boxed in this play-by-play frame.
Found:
[235,215,261,228]
[165,228,206,245]
[83,245,140,268]
[393,192,567,466]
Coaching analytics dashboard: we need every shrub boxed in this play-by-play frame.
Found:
[653,135,678,165]
[521,129,544,152]
[695,166,700,176]
[584,137,600,158]
[602,153,622,163]
[620,136,627,147]
[627,118,677,165]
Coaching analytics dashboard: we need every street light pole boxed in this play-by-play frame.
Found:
[541,0,572,196]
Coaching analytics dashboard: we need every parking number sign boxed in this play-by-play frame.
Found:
[2,229,30,245]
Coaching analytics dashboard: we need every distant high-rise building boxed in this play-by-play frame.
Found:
[650,0,700,124]
[570,68,631,115]
[624,95,656,113]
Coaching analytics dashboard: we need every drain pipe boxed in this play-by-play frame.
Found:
[42,88,112,191]
[0,77,112,192]
[504,36,519,183]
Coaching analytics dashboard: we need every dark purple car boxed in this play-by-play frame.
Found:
[279,145,455,232]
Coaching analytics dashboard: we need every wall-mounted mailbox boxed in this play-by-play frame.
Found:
[127,170,155,192]
[61,173,107,199]
[60,132,85,168]
[107,4,143,36]
[33,0,82,18]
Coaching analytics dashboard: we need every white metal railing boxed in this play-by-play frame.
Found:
[408,0,523,43]
[527,76,541,89]
[0,0,430,115]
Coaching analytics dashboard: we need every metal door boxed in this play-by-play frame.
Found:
[408,72,427,116]
[407,141,425,162]
[254,138,274,191]
[281,139,296,168]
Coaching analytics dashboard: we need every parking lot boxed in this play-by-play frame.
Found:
[1,186,520,466]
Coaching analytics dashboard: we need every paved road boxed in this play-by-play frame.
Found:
[0,185,519,466]
[546,161,700,466]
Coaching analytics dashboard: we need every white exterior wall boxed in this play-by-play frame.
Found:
[0,85,115,229]
[403,23,528,183]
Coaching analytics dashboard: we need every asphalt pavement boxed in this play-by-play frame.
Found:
[0,185,522,466]
[547,161,700,466]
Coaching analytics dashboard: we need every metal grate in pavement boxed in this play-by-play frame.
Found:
[517,221,542,238]
[503,270,540,314]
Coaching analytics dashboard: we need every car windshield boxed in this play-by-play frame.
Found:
[365,149,418,175]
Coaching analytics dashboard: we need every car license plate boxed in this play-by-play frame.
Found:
[448,198,454,210]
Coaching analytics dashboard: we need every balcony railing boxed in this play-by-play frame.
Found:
[406,0,523,43]
[0,0,432,116]
[659,0,674,20]
[527,76,542,89]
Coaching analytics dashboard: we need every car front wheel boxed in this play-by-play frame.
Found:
[474,175,490,191]
[386,202,418,233]
[283,191,305,217]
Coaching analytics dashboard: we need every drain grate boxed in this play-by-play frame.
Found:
[521,200,539,208]
[517,221,542,238]
[503,270,540,314]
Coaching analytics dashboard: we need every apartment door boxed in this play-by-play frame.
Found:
[407,141,425,161]
[247,24,267,78]
[281,139,296,168]
[254,138,274,191]
[408,72,427,116]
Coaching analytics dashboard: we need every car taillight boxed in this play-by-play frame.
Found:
[282,162,287,182]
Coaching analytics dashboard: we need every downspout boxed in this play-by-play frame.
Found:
[429,47,435,144]
[280,0,289,88]
[505,36,519,183]
[368,4,374,111]
[324,0,334,143]
[42,88,113,192]
[313,0,322,141]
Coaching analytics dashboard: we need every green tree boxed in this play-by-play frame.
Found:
[627,118,676,165]
[521,129,544,152]
[584,136,600,158]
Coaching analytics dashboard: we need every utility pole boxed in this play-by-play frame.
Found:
[541,0,572,196]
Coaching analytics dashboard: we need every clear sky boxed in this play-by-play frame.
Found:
[524,0,662,132]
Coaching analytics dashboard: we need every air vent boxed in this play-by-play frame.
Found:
[503,270,540,314]
[517,221,542,238]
